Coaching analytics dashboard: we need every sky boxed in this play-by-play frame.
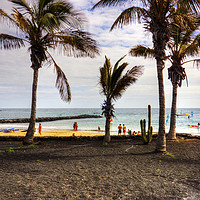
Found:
[0,0,200,109]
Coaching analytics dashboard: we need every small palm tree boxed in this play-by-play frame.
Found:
[0,0,99,144]
[99,56,143,143]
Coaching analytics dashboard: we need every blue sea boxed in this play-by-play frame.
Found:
[0,108,200,135]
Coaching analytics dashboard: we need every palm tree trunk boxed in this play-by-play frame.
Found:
[155,58,166,152]
[151,18,169,152]
[23,68,39,145]
[168,83,178,140]
[103,116,111,143]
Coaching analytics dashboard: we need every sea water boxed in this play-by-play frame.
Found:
[0,108,200,135]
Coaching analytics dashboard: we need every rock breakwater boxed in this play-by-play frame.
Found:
[0,114,102,123]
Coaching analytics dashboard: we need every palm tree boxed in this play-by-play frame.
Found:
[99,56,143,143]
[0,0,99,144]
[130,13,200,141]
[93,0,200,152]
[167,14,200,140]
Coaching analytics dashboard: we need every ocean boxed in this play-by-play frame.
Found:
[0,108,200,135]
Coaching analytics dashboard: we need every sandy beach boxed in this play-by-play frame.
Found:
[1,129,200,139]
[0,129,105,137]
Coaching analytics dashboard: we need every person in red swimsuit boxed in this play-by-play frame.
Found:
[118,124,122,135]
[38,123,42,135]
[73,122,78,131]
[123,124,126,135]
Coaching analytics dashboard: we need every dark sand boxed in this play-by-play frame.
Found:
[0,136,200,200]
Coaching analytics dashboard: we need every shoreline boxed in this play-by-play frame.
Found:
[0,129,200,140]
[1,122,200,136]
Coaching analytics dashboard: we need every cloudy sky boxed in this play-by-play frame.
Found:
[0,0,200,108]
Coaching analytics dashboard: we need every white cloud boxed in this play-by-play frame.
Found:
[0,0,200,108]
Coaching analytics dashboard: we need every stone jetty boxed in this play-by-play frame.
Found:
[0,114,102,123]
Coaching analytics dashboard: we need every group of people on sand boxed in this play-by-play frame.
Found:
[118,124,126,135]
[118,124,140,135]
[35,122,141,135]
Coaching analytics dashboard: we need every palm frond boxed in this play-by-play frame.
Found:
[178,0,200,14]
[92,0,126,10]
[166,41,175,56]
[54,62,71,102]
[99,56,143,101]
[40,12,60,30]
[183,58,200,69]
[99,56,115,97]
[100,66,108,96]
[12,8,29,32]
[171,11,198,33]
[183,33,200,57]
[130,45,154,58]
[111,65,143,100]
[0,8,19,29]
[105,56,113,96]
[0,34,25,49]
[39,0,83,30]
[111,62,128,92]
[111,6,146,30]
[10,0,32,13]
[193,59,200,69]
[54,30,100,58]
[39,0,55,14]
[0,8,13,21]
[113,55,126,72]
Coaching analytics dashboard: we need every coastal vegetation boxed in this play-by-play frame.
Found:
[0,0,99,144]
[93,0,200,151]
[99,56,143,143]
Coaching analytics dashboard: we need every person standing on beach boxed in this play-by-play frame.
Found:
[123,124,126,135]
[75,122,78,131]
[118,124,122,135]
[38,123,42,135]
[73,122,78,131]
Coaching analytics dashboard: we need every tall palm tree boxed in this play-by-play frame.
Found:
[0,0,99,144]
[93,0,200,152]
[167,14,200,140]
[99,56,143,143]
[130,13,200,141]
